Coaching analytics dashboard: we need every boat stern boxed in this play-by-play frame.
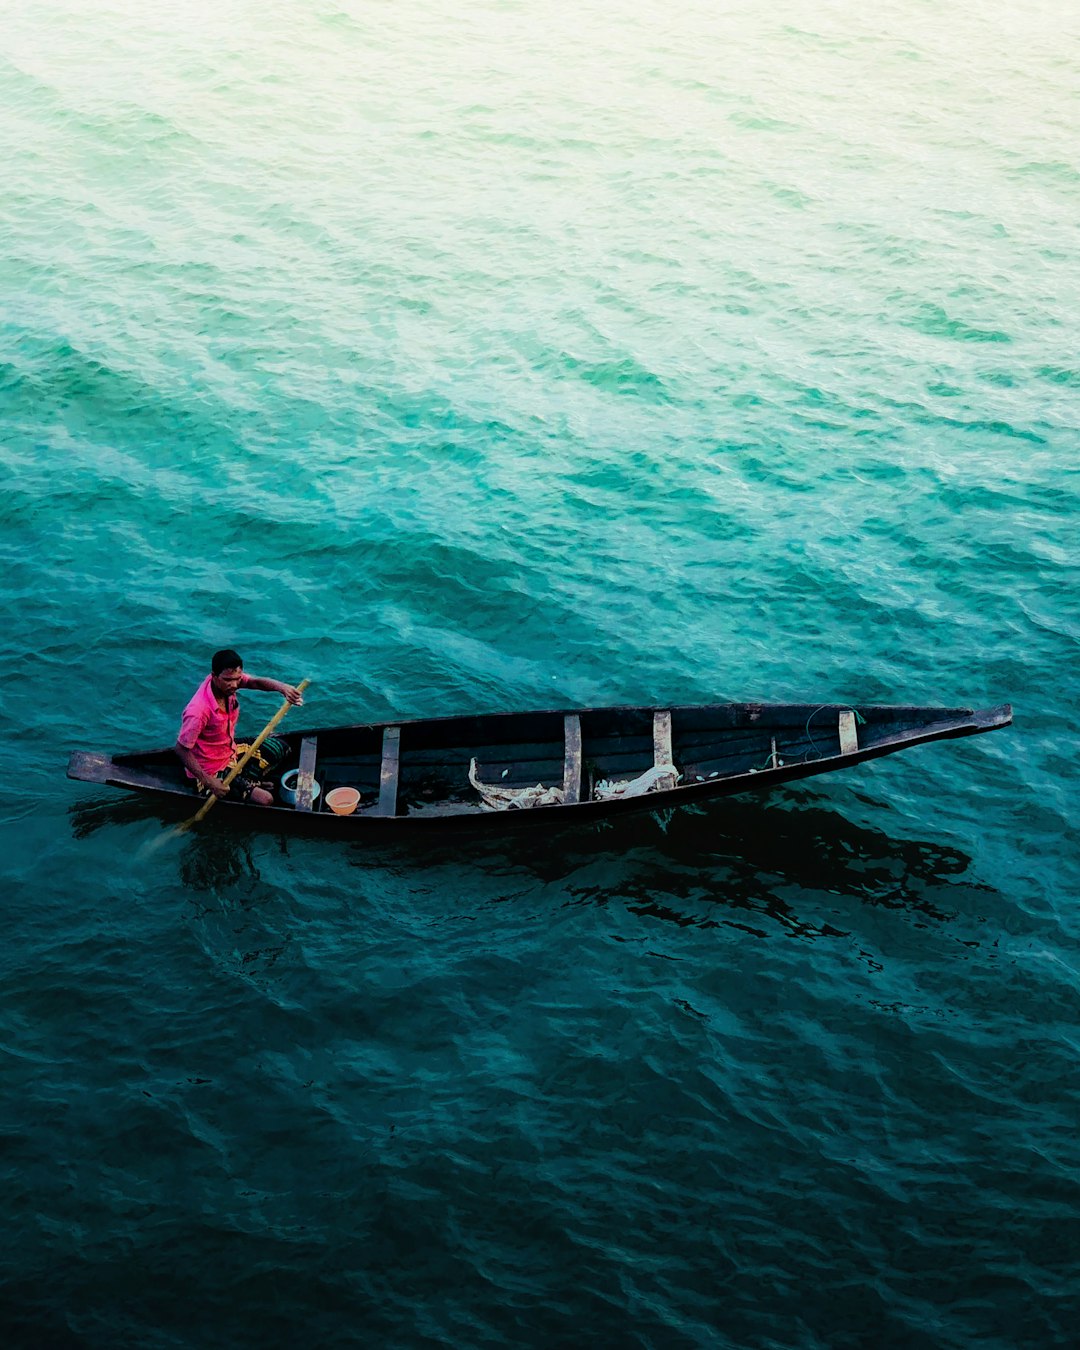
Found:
[67,751,117,784]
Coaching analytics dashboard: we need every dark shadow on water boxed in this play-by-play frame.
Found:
[68,787,999,940]
[70,792,268,896]
[339,791,998,945]
[176,831,266,896]
[70,793,183,839]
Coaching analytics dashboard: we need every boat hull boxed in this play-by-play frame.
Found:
[66,700,1013,836]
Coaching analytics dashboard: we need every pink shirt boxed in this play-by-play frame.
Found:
[177,673,251,776]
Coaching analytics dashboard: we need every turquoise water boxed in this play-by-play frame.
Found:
[3,1,1079,1344]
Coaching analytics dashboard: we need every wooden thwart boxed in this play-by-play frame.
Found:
[653,710,673,767]
[838,710,859,756]
[375,726,401,817]
[563,714,582,804]
[294,737,318,812]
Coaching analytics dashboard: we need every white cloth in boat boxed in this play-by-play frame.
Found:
[468,758,564,810]
[594,763,680,801]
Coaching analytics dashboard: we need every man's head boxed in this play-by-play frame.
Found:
[212,648,243,676]
[211,648,244,696]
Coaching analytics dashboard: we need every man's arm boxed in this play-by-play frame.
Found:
[242,676,304,705]
[175,742,229,798]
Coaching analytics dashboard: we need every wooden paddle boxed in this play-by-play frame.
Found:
[177,677,311,833]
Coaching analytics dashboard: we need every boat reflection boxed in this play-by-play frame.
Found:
[69,793,181,838]
[69,786,993,940]
[69,792,268,896]
[176,830,266,897]
[350,790,992,942]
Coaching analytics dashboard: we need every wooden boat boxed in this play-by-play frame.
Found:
[66,700,1012,835]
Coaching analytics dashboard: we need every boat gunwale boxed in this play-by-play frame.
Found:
[67,702,1013,829]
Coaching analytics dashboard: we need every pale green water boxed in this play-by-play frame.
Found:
[2,2,1079,1346]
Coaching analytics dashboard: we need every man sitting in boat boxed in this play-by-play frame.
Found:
[175,649,304,805]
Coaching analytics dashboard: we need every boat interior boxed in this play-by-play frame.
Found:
[112,704,957,818]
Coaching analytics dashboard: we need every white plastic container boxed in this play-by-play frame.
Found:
[278,769,321,808]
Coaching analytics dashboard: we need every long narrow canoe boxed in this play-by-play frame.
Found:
[66,700,1012,835]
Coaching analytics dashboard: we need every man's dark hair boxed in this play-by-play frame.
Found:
[212,648,244,675]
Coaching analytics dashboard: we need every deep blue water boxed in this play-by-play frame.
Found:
[2,2,1079,1345]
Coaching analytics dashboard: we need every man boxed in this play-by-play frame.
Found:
[175,649,304,806]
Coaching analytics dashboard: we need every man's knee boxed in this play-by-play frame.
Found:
[250,785,274,806]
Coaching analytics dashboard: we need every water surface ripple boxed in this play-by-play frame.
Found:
[2,2,1078,1346]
